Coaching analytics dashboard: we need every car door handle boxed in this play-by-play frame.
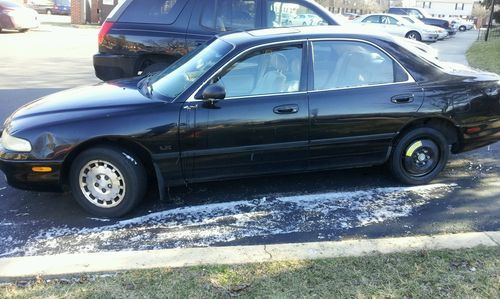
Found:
[273,104,299,114]
[391,94,414,104]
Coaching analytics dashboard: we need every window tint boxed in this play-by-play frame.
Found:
[311,41,408,90]
[201,0,256,32]
[119,0,187,24]
[212,45,303,98]
[362,15,380,23]
[267,1,328,27]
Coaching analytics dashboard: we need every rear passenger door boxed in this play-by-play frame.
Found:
[307,40,424,170]
[186,0,263,50]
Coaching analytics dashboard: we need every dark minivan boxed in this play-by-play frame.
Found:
[93,0,339,81]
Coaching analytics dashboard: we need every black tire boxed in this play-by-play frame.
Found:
[405,31,422,41]
[69,146,147,217]
[459,25,466,32]
[389,128,449,185]
[18,29,29,33]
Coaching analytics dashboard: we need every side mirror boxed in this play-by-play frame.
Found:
[202,84,226,102]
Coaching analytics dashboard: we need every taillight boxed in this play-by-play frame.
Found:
[98,21,114,45]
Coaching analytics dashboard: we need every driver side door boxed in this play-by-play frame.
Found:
[180,42,309,182]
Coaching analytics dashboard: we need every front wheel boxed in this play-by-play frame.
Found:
[405,31,422,41]
[389,128,449,185]
[459,25,466,32]
[69,146,147,217]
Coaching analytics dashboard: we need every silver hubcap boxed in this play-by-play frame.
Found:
[79,160,126,208]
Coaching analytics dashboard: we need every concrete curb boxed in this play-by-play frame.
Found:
[0,231,498,280]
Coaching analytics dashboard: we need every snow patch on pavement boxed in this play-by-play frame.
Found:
[1,183,457,257]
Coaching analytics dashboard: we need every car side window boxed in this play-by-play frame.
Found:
[118,0,187,24]
[407,9,424,19]
[362,15,380,23]
[311,41,409,91]
[381,16,398,25]
[267,1,328,27]
[201,0,257,32]
[211,45,303,98]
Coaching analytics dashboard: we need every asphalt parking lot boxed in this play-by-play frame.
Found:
[0,22,498,257]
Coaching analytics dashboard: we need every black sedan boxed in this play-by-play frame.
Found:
[1,27,499,217]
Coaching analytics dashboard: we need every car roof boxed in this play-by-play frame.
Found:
[216,25,396,47]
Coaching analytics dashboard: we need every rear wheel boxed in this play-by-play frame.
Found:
[389,128,449,185]
[69,146,147,217]
[46,9,52,15]
[406,31,422,41]
[459,25,466,31]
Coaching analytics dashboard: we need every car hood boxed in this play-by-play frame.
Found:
[6,78,165,133]
[10,79,156,121]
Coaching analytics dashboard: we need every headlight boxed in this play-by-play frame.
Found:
[1,131,32,152]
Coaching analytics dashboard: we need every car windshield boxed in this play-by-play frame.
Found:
[149,39,234,100]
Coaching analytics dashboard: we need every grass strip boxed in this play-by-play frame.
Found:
[466,40,500,75]
[0,246,499,298]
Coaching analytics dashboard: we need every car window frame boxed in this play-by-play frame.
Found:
[185,40,309,102]
[306,38,416,93]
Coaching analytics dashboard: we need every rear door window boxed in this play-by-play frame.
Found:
[201,0,257,32]
[362,15,380,23]
[119,0,188,24]
[311,41,409,91]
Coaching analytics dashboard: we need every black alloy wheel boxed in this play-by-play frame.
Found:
[389,128,449,185]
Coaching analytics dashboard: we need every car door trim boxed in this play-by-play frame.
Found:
[309,133,396,147]
[178,140,308,158]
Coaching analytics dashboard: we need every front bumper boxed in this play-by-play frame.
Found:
[422,33,439,42]
[0,140,63,192]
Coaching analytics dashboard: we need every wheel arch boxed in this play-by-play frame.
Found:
[394,117,462,153]
[61,137,158,188]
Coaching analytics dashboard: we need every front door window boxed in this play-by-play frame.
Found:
[211,44,303,98]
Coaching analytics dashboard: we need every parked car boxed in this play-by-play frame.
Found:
[448,17,474,31]
[289,13,323,26]
[93,0,339,81]
[352,13,439,42]
[0,0,39,32]
[28,0,70,15]
[2,27,499,217]
[388,7,457,36]
[401,15,448,40]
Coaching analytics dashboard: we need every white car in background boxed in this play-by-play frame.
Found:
[448,18,474,31]
[289,13,323,26]
[401,15,448,40]
[352,13,440,42]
